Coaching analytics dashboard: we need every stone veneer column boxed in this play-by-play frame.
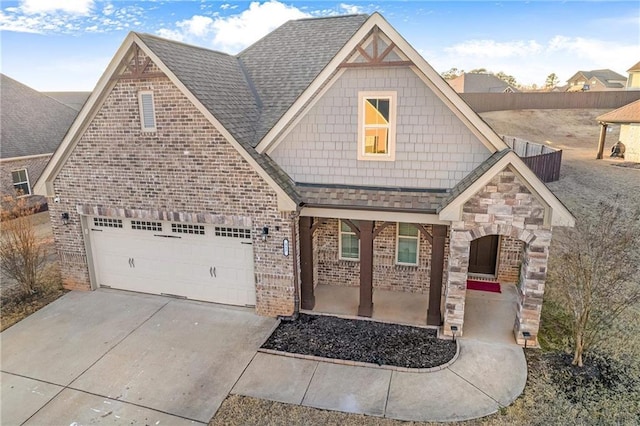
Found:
[443,223,470,336]
[514,229,552,346]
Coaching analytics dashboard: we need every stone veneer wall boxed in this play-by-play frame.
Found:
[314,219,441,294]
[48,49,296,317]
[443,167,552,346]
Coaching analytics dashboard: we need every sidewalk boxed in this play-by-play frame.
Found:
[232,338,527,423]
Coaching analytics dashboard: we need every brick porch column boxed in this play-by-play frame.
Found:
[514,230,551,347]
[443,225,470,336]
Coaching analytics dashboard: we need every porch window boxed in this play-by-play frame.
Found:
[396,223,419,265]
[357,91,396,161]
[339,220,359,260]
[11,169,31,196]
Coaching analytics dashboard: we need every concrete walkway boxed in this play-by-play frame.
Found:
[232,339,526,423]
[1,289,527,424]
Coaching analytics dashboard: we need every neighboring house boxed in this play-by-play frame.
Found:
[35,13,575,346]
[447,73,518,93]
[0,74,84,210]
[627,61,640,90]
[596,100,640,162]
[566,69,627,92]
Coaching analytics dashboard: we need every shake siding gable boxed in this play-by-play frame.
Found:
[49,54,296,316]
[271,66,491,189]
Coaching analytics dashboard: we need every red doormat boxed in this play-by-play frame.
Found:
[467,280,501,293]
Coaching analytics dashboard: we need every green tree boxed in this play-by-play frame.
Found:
[441,67,463,79]
[468,68,487,74]
[495,71,518,88]
[545,72,560,89]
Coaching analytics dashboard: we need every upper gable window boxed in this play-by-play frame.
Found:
[358,91,396,161]
[11,169,30,196]
[138,91,156,132]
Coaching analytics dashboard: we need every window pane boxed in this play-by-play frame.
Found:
[398,223,418,237]
[364,128,388,154]
[365,98,389,123]
[398,238,418,264]
[341,234,359,259]
[12,170,26,183]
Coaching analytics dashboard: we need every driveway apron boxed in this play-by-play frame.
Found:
[1,290,275,425]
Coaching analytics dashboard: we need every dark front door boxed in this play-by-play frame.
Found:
[468,235,499,275]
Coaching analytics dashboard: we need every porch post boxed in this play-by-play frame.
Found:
[299,216,315,310]
[596,122,608,159]
[358,220,374,317]
[427,225,447,325]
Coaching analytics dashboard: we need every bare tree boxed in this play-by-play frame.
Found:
[549,201,640,366]
[0,195,47,296]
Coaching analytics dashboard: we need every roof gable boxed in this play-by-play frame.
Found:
[439,150,575,227]
[1,74,79,159]
[256,13,508,154]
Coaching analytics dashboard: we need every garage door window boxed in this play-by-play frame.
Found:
[172,223,205,235]
[131,220,162,231]
[93,217,123,228]
[215,227,251,239]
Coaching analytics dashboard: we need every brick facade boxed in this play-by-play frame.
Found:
[314,219,452,294]
[443,167,551,346]
[48,50,296,316]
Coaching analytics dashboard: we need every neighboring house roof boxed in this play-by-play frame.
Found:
[0,74,79,159]
[596,99,640,124]
[447,73,519,93]
[42,92,91,111]
[567,69,627,88]
[627,61,640,72]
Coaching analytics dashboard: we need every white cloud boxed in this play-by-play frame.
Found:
[21,0,93,15]
[339,3,363,14]
[211,0,309,52]
[156,0,310,53]
[445,39,543,58]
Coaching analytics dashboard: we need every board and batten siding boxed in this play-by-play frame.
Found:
[271,67,490,190]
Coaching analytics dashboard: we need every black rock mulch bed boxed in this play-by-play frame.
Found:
[262,313,457,369]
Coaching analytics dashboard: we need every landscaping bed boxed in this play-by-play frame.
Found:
[261,313,456,369]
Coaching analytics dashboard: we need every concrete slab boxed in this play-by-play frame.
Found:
[232,352,317,404]
[386,369,500,422]
[70,298,275,423]
[302,362,391,416]
[0,290,168,385]
[463,284,518,344]
[0,372,63,425]
[23,388,202,425]
[449,340,526,406]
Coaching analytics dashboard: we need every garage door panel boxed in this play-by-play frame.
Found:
[89,218,255,306]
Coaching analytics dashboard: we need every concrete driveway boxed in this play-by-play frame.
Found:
[1,289,275,425]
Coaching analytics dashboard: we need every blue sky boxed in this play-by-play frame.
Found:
[1,1,638,91]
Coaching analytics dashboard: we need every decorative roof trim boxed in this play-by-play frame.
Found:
[256,12,508,154]
[34,33,297,211]
[438,151,575,227]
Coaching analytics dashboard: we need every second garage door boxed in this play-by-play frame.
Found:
[88,217,256,306]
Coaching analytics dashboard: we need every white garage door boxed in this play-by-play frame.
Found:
[88,217,255,306]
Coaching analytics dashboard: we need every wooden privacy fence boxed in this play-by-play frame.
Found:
[503,136,563,182]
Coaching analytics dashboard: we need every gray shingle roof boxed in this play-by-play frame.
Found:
[238,14,368,145]
[437,149,512,212]
[298,183,448,213]
[42,92,91,111]
[1,74,80,159]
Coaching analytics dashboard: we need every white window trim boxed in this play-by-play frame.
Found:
[11,168,31,197]
[138,90,157,132]
[357,91,397,161]
[395,223,420,266]
[338,220,360,261]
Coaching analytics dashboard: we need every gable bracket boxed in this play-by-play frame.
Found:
[112,44,164,81]
[339,26,413,69]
